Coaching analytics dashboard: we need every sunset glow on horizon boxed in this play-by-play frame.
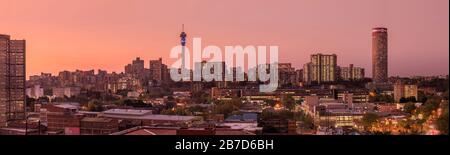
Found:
[1,0,448,77]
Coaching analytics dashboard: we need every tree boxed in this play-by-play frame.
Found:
[116,89,131,97]
[110,98,125,105]
[418,77,449,92]
[87,100,104,112]
[188,106,207,114]
[37,96,50,103]
[443,90,449,100]
[406,96,417,103]
[192,92,211,104]
[260,109,293,120]
[282,95,296,110]
[229,97,243,108]
[161,107,188,115]
[436,102,449,135]
[43,88,53,96]
[373,131,391,135]
[212,102,235,118]
[52,97,65,102]
[293,111,314,129]
[369,94,394,103]
[211,98,243,118]
[124,99,152,108]
[398,96,416,103]
[417,91,428,103]
[264,99,276,107]
[381,94,395,103]
[399,119,413,133]
[361,113,379,130]
[419,97,441,118]
[403,103,417,114]
[399,97,408,103]
[26,96,36,107]
[260,109,297,133]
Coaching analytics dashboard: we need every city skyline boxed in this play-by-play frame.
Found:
[1,0,450,147]
[1,0,448,77]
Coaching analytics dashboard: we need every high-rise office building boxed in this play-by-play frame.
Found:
[393,81,418,102]
[0,34,26,127]
[193,61,227,88]
[149,58,169,86]
[372,27,388,83]
[125,57,145,78]
[278,63,297,86]
[303,62,313,84]
[149,58,163,84]
[309,53,338,83]
[295,69,303,85]
[132,57,145,74]
[339,64,365,81]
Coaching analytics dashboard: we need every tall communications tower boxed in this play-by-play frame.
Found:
[180,24,187,70]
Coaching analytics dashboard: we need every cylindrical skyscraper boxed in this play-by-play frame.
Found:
[372,27,388,83]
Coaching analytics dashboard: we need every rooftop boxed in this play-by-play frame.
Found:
[372,27,388,32]
[81,117,114,123]
[102,109,152,116]
[100,112,198,122]
[53,103,79,110]
[111,126,179,135]
[78,111,100,115]
[0,34,10,38]
[217,122,262,132]
[110,126,257,135]
[215,129,255,135]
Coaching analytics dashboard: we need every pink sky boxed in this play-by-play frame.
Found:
[1,0,448,77]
